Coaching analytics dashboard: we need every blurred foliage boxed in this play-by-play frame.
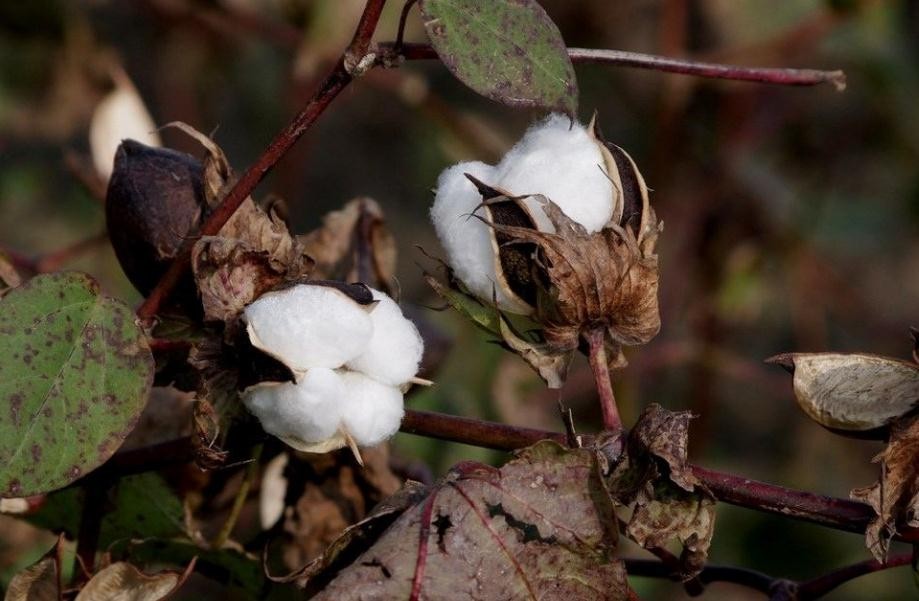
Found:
[1,0,917,598]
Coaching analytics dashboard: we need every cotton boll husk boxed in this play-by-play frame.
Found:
[345,289,424,386]
[338,371,404,447]
[431,161,532,314]
[242,367,345,447]
[90,71,161,181]
[245,285,373,375]
[494,113,613,234]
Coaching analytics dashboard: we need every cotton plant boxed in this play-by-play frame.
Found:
[241,282,424,461]
[429,113,661,388]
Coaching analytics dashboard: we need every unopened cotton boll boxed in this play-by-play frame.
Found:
[242,367,345,448]
[244,284,373,375]
[431,161,533,313]
[337,371,404,447]
[345,289,424,386]
[494,114,613,234]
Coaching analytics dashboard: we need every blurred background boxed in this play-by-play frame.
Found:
[1,0,917,598]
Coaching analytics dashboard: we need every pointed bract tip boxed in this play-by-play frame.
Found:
[764,353,796,374]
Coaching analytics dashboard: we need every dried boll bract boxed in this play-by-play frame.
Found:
[767,352,919,437]
[242,282,424,457]
[429,113,661,387]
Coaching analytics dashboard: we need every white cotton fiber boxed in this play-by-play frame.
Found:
[242,367,345,445]
[494,114,613,234]
[244,285,373,374]
[90,73,161,181]
[430,161,533,314]
[338,371,405,447]
[345,289,424,387]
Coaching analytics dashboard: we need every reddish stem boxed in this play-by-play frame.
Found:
[135,0,388,322]
[795,552,912,600]
[385,43,846,90]
[409,488,438,601]
[584,328,622,431]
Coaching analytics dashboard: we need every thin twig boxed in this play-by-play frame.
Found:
[384,43,846,90]
[74,479,111,583]
[35,232,109,273]
[394,0,419,52]
[135,0,389,322]
[795,552,911,600]
[585,328,622,431]
[624,558,775,595]
[211,443,263,549]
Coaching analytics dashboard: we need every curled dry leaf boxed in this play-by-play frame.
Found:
[0,252,22,298]
[850,413,919,561]
[299,197,397,292]
[602,404,714,579]
[767,352,919,437]
[4,535,63,601]
[310,441,631,600]
[74,559,196,601]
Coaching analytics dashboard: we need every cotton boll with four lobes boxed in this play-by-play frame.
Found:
[90,69,162,182]
[346,289,425,386]
[337,371,405,447]
[242,367,346,450]
[244,285,373,376]
[431,161,533,314]
[493,113,614,234]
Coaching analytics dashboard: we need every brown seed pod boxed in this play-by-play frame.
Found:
[767,352,919,438]
[105,139,206,300]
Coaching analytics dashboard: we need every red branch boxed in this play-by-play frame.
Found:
[385,43,846,90]
[585,328,622,431]
[399,409,919,543]
[135,0,389,322]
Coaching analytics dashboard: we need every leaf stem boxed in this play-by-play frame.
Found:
[135,0,389,322]
[585,328,622,431]
[795,552,912,600]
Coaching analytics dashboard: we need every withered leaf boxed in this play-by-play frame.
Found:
[74,560,195,601]
[768,352,919,436]
[626,480,715,581]
[312,441,630,600]
[4,536,63,601]
[0,252,22,297]
[299,198,397,291]
[851,413,919,561]
[628,403,698,492]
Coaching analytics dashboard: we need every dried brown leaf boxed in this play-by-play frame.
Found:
[851,413,919,561]
[627,481,716,580]
[768,352,919,435]
[299,198,397,290]
[74,559,195,601]
[4,536,63,601]
[628,403,698,492]
[311,441,630,600]
[0,253,22,297]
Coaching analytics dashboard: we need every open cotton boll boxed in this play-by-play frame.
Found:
[494,113,613,234]
[345,289,424,386]
[431,161,533,314]
[244,284,373,374]
[90,71,161,182]
[338,371,404,447]
[242,367,345,447]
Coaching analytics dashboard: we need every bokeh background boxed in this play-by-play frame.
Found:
[1,0,917,598]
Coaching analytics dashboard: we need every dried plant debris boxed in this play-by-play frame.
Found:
[299,197,397,291]
[603,404,714,579]
[851,414,919,561]
[428,114,660,388]
[4,535,63,601]
[767,352,919,437]
[73,560,195,601]
[307,441,631,600]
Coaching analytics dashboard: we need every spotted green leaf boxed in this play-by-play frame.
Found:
[419,0,578,115]
[0,272,153,497]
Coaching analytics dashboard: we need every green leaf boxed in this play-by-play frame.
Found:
[419,0,578,115]
[26,473,186,548]
[423,273,501,335]
[0,272,153,497]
